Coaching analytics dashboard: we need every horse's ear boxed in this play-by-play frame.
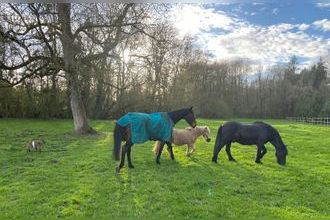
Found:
[189,106,193,110]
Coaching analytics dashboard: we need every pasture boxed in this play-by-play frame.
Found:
[0,119,329,218]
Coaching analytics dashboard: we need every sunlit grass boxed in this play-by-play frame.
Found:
[0,118,329,218]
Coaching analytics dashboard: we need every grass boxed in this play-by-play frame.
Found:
[0,118,329,218]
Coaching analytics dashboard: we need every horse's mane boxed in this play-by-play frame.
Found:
[254,121,285,147]
[184,126,210,134]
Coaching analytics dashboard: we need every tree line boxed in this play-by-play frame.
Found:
[1,3,329,134]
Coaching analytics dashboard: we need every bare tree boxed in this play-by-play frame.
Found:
[0,3,145,134]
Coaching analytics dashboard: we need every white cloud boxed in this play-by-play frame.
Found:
[298,23,310,31]
[170,5,237,37]
[204,25,329,66]
[252,2,264,5]
[232,5,243,13]
[170,5,330,69]
[313,19,330,31]
[272,8,279,15]
[316,2,330,8]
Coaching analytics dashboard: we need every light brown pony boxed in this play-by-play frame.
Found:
[153,126,211,156]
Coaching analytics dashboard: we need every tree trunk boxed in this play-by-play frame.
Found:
[70,74,95,134]
[58,3,95,134]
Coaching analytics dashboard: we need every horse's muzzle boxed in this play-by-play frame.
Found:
[277,159,286,166]
[206,138,211,142]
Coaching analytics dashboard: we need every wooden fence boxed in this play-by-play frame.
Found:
[286,117,330,126]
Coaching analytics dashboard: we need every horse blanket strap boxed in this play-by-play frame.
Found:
[116,112,174,144]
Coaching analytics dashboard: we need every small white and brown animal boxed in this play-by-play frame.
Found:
[25,139,45,152]
[153,126,211,156]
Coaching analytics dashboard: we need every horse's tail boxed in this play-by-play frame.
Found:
[153,141,161,155]
[214,125,223,148]
[113,123,123,161]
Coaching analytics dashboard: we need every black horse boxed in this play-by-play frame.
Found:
[212,121,287,165]
[113,107,197,173]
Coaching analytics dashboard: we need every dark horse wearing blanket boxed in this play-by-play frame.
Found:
[113,107,196,173]
[212,121,287,165]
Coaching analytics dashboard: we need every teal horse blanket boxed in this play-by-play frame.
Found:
[116,112,174,144]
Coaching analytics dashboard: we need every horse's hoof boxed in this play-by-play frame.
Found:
[156,160,160,165]
[255,160,262,164]
[212,158,218,163]
[115,167,121,173]
[229,158,236,162]
[128,165,135,169]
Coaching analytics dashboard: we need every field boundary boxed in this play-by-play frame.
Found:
[286,116,330,125]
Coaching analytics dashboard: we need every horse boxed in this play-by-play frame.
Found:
[113,107,197,173]
[212,121,287,165]
[153,126,211,157]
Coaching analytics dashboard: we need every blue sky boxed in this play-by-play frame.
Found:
[213,1,330,36]
[170,0,330,71]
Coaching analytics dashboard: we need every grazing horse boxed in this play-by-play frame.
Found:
[212,121,287,165]
[113,107,196,173]
[153,126,211,157]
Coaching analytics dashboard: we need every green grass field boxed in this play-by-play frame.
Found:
[0,118,329,218]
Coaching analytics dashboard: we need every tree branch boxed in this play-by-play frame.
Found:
[0,56,48,71]
[79,3,134,63]
[28,4,55,56]
[0,61,50,87]
[73,22,139,39]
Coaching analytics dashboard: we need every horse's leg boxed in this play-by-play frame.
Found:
[156,141,165,164]
[225,143,236,161]
[166,142,175,160]
[212,142,225,163]
[189,144,195,155]
[186,144,190,156]
[166,145,171,155]
[255,144,263,164]
[260,145,267,159]
[116,142,128,173]
[186,144,193,156]
[126,142,134,169]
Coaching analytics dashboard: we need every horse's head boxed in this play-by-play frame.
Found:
[168,106,197,127]
[202,126,211,142]
[184,106,197,128]
[275,145,288,165]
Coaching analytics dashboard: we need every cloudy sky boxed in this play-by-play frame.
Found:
[169,0,330,70]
